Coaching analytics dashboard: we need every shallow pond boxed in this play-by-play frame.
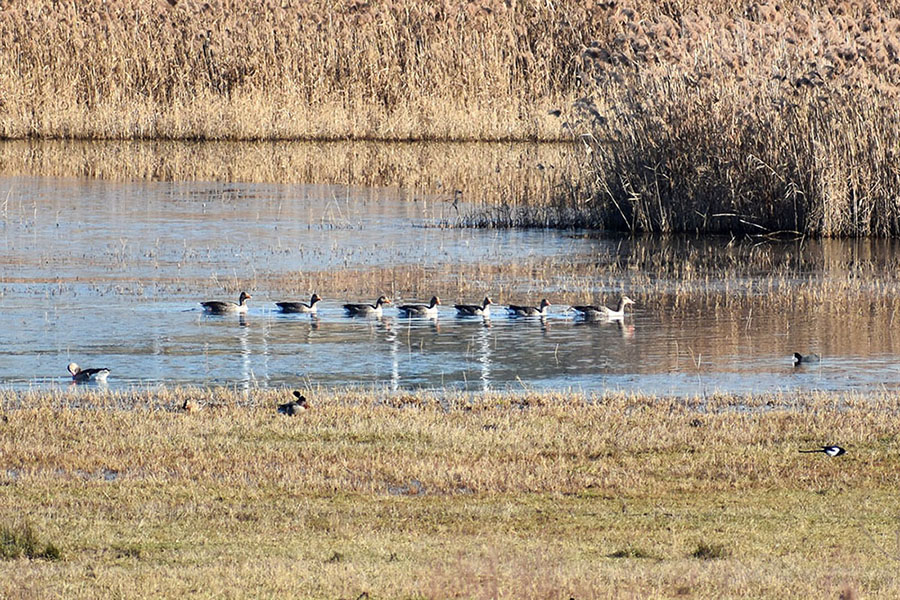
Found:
[4,150,900,396]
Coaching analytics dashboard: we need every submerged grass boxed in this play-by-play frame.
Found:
[2,387,900,597]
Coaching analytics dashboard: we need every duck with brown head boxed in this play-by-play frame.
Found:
[201,291,251,314]
[571,296,635,320]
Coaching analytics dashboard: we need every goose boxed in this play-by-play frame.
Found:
[276,293,322,314]
[201,291,251,314]
[278,391,309,416]
[67,362,110,383]
[799,445,845,457]
[454,297,493,317]
[181,399,201,413]
[571,296,635,320]
[792,352,821,365]
[507,298,551,317]
[343,295,391,317]
[398,296,441,317]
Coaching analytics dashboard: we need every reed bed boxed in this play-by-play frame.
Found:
[2,387,899,598]
[558,1,900,236]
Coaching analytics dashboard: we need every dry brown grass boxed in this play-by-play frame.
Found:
[2,387,900,598]
[562,1,900,236]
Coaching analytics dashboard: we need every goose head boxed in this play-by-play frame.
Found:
[67,362,81,376]
[375,295,391,307]
[238,291,252,305]
[429,296,442,308]
[310,293,322,306]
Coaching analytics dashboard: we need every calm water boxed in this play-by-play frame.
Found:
[4,172,900,395]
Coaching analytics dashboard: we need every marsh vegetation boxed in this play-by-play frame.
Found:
[2,388,899,598]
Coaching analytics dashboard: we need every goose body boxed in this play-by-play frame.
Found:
[201,291,251,314]
[278,391,309,415]
[455,297,493,317]
[343,295,391,317]
[67,362,110,383]
[572,296,635,320]
[508,299,551,317]
[398,296,441,317]
[276,293,322,314]
[793,352,821,365]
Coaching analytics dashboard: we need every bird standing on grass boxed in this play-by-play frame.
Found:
[799,445,846,457]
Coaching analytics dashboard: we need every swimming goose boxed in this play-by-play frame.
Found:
[793,352,821,365]
[455,297,493,317]
[276,293,322,314]
[398,296,441,317]
[201,291,251,314]
[571,296,635,319]
[507,298,551,317]
[67,362,110,383]
[343,295,391,317]
[799,445,845,457]
[278,391,309,415]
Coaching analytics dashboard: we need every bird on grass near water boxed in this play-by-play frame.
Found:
[67,362,110,383]
[278,391,309,416]
[571,296,635,320]
[398,296,441,317]
[508,298,551,317]
[343,295,391,317]
[201,291,251,314]
[454,297,493,317]
[799,445,846,457]
[276,293,322,314]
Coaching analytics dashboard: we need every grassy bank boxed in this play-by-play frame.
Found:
[2,388,900,598]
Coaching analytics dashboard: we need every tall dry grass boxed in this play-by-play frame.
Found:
[562,1,900,236]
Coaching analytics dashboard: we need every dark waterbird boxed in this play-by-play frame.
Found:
[799,445,845,457]
[202,291,251,314]
[278,391,309,415]
[276,293,322,314]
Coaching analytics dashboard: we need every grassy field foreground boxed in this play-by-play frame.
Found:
[2,389,900,598]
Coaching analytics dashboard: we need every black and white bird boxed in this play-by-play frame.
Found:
[343,295,391,317]
[507,298,551,317]
[398,296,441,317]
[201,291,251,314]
[67,362,110,383]
[278,391,309,416]
[571,296,635,320]
[455,296,493,317]
[793,352,821,365]
[799,445,845,457]
[276,293,322,314]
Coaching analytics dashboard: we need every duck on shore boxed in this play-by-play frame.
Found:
[278,391,309,415]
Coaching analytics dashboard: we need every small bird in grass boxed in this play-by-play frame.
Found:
[201,291,251,314]
[181,399,201,414]
[793,352,821,365]
[67,362,110,383]
[799,445,846,457]
[278,391,309,416]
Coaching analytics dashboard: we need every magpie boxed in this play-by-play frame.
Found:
[799,445,845,457]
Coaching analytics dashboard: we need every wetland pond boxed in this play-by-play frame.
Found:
[3,143,900,396]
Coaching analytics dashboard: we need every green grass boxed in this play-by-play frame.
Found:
[2,387,899,598]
